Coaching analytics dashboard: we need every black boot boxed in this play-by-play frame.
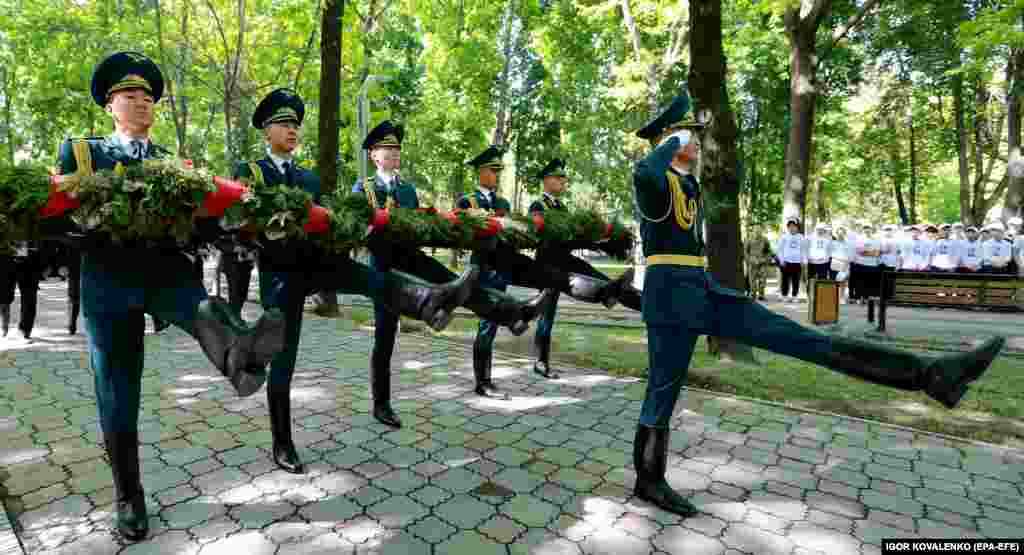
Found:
[384,267,480,332]
[0,304,9,338]
[104,431,149,541]
[617,275,643,312]
[67,299,80,335]
[370,349,402,429]
[462,287,555,336]
[824,336,1006,409]
[473,344,500,397]
[633,424,698,517]
[152,316,170,333]
[533,326,559,379]
[566,273,619,308]
[194,298,288,397]
[268,390,305,474]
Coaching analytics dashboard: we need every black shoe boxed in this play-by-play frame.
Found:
[373,403,402,428]
[268,391,305,474]
[104,431,149,541]
[195,298,287,397]
[924,337,1005,409]
[633,425,698,517]
[533,361,560,379]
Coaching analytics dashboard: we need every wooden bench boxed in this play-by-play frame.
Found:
[867,271,1024,331]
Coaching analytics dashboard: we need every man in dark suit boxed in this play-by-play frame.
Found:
[239,94,479,473]
[0,240,43,342]
[353,121,551,426]
[53,52,290,541]
[630,89,1005,518]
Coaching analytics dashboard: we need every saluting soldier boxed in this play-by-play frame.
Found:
[56,52,291,541]
[239,93,479,471]
[527,158,641,379]
[353,121,551,426]
[630,90,1004,518]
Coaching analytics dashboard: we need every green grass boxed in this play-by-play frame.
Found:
[323,305,1024,447]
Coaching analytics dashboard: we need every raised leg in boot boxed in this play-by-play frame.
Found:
[711,296,1006,409]
[194,297,287,397]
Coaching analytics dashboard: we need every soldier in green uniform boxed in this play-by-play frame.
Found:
[56,52,291,541]
[457,146,631,395]
[353,121,551,427]
[239,93,479,471]
[527,158,642,379]
[744,229,773,300]
[631,90,1006,517]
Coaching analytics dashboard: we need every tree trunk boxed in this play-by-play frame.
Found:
[315,0,343,317]
[908,109,918,224]
[491,0,517,146]
[953,72,973,225]
[689,0,756,365]
[1004,43,1024,221]
[782,27,818,227]
[1,66,13,165]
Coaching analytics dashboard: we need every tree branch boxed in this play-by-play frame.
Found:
[293,0,323,90]
[816,0,883,71]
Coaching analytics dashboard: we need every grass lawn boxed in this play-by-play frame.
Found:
[330,305,1024,448]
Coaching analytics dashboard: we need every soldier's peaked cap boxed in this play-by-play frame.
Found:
[252,88,305,129]
[467,145,505,169]
[363,120,404,150]
[91,51,164,106]
[538,158,567,179]
[636,88,704,141]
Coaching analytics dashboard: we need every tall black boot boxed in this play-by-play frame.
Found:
[268,390,305,474]
[104,431,149,541]
[472,342,499,397]
[533,333,559,379]
[0,304,9,338]
[194,298,288,397]
[370,348,402,428]
[67,299,80,335]
[462,287,556,336]
[384,267,479,331]
[633,424,698,517]
[824,335,1005,409]
[565,273,620,308]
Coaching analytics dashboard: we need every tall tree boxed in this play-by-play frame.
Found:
[779,0,881,225]
[689,0,753,362]
[315,0,343,317]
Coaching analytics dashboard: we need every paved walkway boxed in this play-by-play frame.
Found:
[1,279,1023,554]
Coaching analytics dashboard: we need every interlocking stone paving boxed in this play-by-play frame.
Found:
[1,281,1024,554]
